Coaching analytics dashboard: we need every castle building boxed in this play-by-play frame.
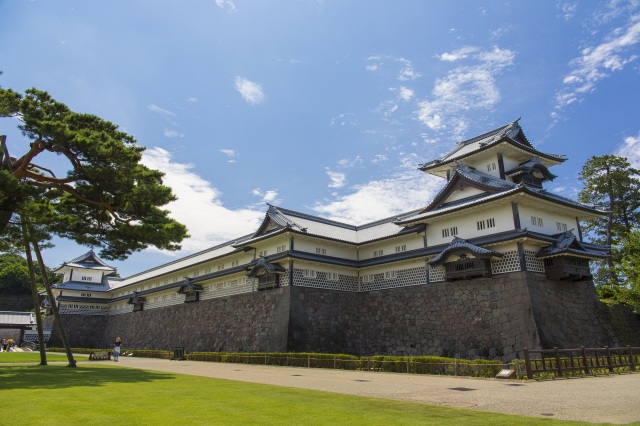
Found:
[47,120,619,360]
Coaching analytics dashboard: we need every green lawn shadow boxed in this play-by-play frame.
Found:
[0,364,175,390]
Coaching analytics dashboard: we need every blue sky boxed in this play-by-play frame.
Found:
[1,0,639,277]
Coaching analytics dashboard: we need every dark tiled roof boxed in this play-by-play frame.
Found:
[246,258,286,277]
[536,231,609,259]
[429,237,504,265]
[419,120,565,171]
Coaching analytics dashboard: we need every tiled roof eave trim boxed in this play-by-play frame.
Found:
[396,186,605,225]
[419,138,566,171]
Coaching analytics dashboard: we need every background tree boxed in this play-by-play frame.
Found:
[0,252,57,294]
[578,154,640,300]
[0,87,188,259]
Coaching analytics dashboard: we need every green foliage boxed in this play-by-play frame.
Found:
[578,154,640,303]
[0,87,188,260]
[0,253,58,294]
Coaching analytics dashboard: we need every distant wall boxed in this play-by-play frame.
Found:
[0,294,35,312]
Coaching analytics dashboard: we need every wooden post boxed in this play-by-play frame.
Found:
[524,348,533,379]
[367,357,371,371]
[515,359,522,380]
[333,356,337,369]
[581,347,590,375]
[406,357,411,374]
[606,347,614,373]
[455,357,460,376]
[629,346,636,371]
[554,347,563,377]
[307,354,311,368]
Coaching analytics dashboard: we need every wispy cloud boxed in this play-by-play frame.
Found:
[553,12,640,120]
[417,46,515,139]
[326,168,347,188]
[558,2,578,21]
[163,129,184,138]
[215,0,236,13]
[147,104,176,118]
[140,147,264,252]
[234,76,266,105]
[312,169,443,224]
[219,149,238,163]
[252,188,280,204]
[435,46,480,62]
[365,55,421,81]
[615,131,640,168]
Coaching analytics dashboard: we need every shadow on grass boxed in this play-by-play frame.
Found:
[0,365,175,390]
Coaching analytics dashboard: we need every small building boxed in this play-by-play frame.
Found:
[47,120,621,360]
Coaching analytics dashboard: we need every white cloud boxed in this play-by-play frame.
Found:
[234,76,266,105]
[554,13,640,116]
[398,86,414,101]
[435,46,480,62]
[326,168,347,188]
[219,149,237,157]
[215,0,236,13]
[615,131,640,168]
[558,2,578,21]
[365,55,421,81]
[417,46,514,139]
[312,170,443,224]
[140,147,264,252]
[147,104,176,118]
[163,129,184,138]
[186,97,199,103]
[252,188,280,204]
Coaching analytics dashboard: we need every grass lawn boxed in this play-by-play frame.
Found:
[0,356,594,425]
[0,351,88,363]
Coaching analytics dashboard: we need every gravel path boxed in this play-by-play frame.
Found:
[116,356,640,424]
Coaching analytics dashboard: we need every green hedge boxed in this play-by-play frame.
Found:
[47,347,506,378]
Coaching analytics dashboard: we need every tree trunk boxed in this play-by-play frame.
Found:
[21,231,47,366]
[32,238,76,367]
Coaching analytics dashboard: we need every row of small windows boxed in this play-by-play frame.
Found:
[531,216,543,227]
[486,162,497,172]
[442,226,459,238]
[477,218,495,230]
[362,271,397,282]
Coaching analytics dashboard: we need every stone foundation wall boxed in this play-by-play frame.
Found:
[288,272,542,360]
[49,271,635,361]
[44,314,108,348]
[525,273,617,348]
[49,287,291,353]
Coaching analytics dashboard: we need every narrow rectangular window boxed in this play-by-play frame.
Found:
[442,228,450,238]
[450,226,458,236]
[384,271,397,280]
[395,245,406,253]
[477,220,485,230]
[327,272,338,281]
[531,216,543,227]
[373,249,384,257]
[362,274,374,283]
[276,245,286,253]
[316,247,327,255]
[258,250,267,257]
[302,269,316,278]
[487,218,495,228]
[218,264,225,271]
[231,260,239,267]
[556,222,567,232]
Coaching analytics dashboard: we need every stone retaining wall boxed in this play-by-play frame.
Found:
[49,287,290,353]
[288,272,541,360]
[49,271,635,361]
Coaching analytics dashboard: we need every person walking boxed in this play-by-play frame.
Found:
[113,337,122,362]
